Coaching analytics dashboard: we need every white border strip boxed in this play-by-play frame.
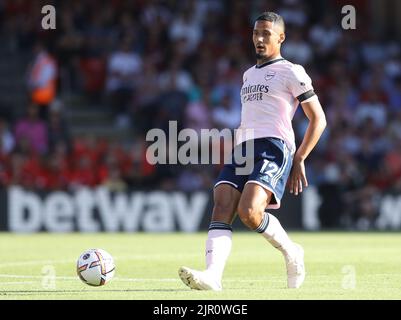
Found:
[214,180,238,189]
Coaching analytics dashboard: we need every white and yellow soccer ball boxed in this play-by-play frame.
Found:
[76,249,115,286]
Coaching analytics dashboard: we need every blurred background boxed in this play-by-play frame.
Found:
[0,0,401,232]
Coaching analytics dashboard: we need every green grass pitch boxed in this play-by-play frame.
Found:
[0,232,400,300]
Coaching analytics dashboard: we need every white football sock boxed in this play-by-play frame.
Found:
[205,226,232,282]
[256,212,296,256]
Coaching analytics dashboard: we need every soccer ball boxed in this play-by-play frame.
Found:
[76,249,115,286]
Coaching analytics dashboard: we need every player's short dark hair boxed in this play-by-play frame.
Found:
[255,12,285,32]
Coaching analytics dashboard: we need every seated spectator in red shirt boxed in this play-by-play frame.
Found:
[7,152,42,190]
[79,56,106,104]
[69,155,98,189]
[99,153,128,192]
[72,135,106,167]
[125,138,156,188]
[0,146,10,187]
[39,152,71,191]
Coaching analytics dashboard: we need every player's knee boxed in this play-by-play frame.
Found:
[236,204,262,230]
[212,202,235,222]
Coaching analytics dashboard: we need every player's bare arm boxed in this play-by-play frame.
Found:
[290,96,326,195]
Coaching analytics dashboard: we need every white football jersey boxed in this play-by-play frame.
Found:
[235,58,316,154]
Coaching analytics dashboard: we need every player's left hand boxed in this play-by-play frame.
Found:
[289,157,308,196]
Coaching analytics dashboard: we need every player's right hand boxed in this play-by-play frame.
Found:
[289,158,308,196]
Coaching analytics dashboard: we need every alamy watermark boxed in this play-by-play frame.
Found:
[146,121,255,175]
[341,5,356,30]
[41,5,56,30]
[41,264,56,289]
[341,265,356,290]
[41,4,356,31]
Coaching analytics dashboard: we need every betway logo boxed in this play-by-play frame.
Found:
[8,187,208,233]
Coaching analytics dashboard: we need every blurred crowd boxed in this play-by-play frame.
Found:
[0,0,401,229]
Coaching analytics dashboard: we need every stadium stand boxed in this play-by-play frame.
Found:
[0,0,400,230]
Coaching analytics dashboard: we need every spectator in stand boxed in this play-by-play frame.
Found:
[56,6,85,93]
[158,58,194,93]
[154,59,192,132]
[69,154,98,189]
[0,118,13,186]
[131,57,161,134]
[43,140,71,190]
[277,0,307,27]
[185,91,212,133]
[169,8,202,55]
[361,32,389,66]
[382,138,401,187]
[355,88,388,129]
[177,165,212,192]
[388,109,401,140]
[72,134,105,167]
[281,28,313,65]
[387,75,401,112]
[42,151,71,190]
[27,41,58,121]
[211,94,241,130]
[2,0,401,230]
[79,56,106,104]
[309,14,342,56]
[0,118,15,155]
[384,48,401,79]
[125,137,155,189]
[47,99,72,153]
[14,103,48,155]
[7,153,29,188]
[7,150,43,190]
[99,153,128,192]
[106,37,142,128]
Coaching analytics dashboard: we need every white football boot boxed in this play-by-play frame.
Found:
[285,243,305,289]
[178,267,222,291]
